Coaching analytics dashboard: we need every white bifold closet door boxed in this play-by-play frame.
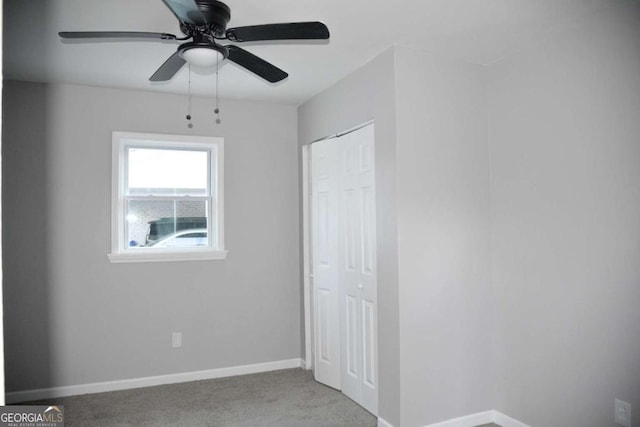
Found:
[311,137,341,390]
[311,124,378,415]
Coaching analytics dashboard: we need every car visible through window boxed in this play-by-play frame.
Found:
[148,229,208,248]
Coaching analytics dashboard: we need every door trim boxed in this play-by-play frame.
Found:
[302,144,313,370]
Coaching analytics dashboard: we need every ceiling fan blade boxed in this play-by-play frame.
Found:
[149,51,186,81]
[226,45,288,83]
[226,22,329,42]
[59,31,178,40]
[162,0,207,26]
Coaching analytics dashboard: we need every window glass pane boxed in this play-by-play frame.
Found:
[127,148,209,196]
[126,199,209,248]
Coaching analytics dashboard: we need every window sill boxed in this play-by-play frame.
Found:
[107,249,228,263]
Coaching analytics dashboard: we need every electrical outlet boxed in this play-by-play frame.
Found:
[615,398,631,427]
[172,332,182,348]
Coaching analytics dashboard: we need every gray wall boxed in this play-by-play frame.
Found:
[298,47,401,426]
[487,2,640,426]
[2,81,300,392]
[394,45,493,427]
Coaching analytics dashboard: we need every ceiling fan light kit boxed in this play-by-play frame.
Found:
[180,43,226,68]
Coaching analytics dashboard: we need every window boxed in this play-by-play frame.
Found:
[108,132,226,263]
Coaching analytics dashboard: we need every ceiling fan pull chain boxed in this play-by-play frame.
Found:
[214,56,221,124]
[186,64,193,128]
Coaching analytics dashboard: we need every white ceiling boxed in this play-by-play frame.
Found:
[3,0,616,105]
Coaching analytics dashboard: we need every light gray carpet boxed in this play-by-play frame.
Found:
[26,368,504,426]
[28,368,377,426]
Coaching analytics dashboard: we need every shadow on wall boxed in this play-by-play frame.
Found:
[2,83,54,395]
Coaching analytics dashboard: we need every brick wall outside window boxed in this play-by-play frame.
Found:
[127,200,206,246]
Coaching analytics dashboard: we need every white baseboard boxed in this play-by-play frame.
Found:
[6,358,302,404]
[423,410,529,427]
[378,417,395,427]
[424,411,494,427]
[492,410,530,427]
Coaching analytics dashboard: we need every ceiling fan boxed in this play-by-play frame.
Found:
[59,0,330,83]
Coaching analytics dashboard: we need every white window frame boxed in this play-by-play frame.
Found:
[108,131,227,263]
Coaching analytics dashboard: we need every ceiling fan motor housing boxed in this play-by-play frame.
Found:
[180,0,231,37]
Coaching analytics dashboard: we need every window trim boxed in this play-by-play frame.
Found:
[108,131,227,263]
